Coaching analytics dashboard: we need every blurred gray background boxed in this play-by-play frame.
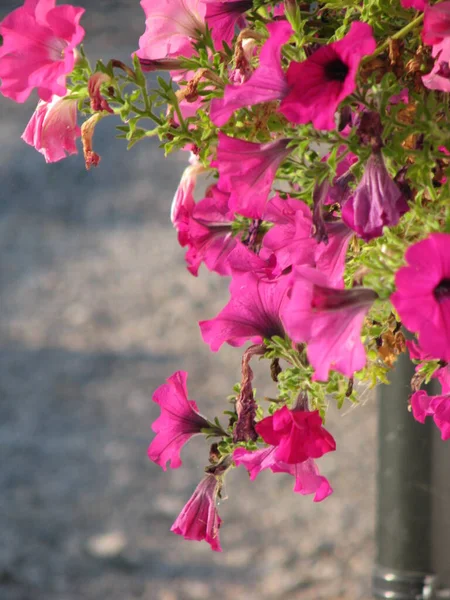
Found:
[0,2,376,598]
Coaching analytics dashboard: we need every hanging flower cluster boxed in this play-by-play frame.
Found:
[2,0,450,552]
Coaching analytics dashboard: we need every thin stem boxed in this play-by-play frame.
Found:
[362,13,424,65]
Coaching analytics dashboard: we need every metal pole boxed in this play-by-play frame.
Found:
[373,351,437,599]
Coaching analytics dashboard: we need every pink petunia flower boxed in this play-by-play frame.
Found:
[213,133,292,218]
[21,92,80,163]
[422,1,450,46]
[255,406,336,464]
[411,389,450,440]
[148,371,209,470]
[314,219,353,288]
[136,0,206,62]
[260,194,315,274]
[391,233,450,362]
[422,38,450,92]
[199,269,291,351]
[210,20,292,126]
[282,266,377,380]
[171,154,205,242]
[279,22,376,130]
[341,151,409,242]
[0,0,85,103]
[233,446,332,502]
[401,0,427,10]
[171,473,222,551]
[202,0,252,49]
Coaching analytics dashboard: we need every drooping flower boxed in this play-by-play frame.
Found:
[148,371,209,470]
[171,473,222,551]
[255,405,336,464]
[260,195,315,274]
[202,0,252,49]
[279,22,376,130]
[233,446,332,502]
[88,72,114,114]
[213,133,292,218]
[171,154,205,242]
[0,0,85,103]
[182,186,238,276]
[422,1,450,46]
[411,389,450,441]
[210,20,292,126]
[136,0,206,62]
[282,266,378,380]
[21,93,80,163]
[391,233,450,362]
[341,151,409,242]
[199,269,290,351]
[422,38,450,93]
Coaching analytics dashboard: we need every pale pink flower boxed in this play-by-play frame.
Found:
[149,371,209,470]
[255,406,336,464]
[282,266,377,380]
[233,446,332,502]
[199,270,290,351]
[391,233,450,362]
[213,133,292,218]
[136,0,206,62]
[210,20,292,126]
[21,93,80,163]
[202,0,252,49]
[171,473,222,551]
[279,22,376,130]
[0,0,85,103]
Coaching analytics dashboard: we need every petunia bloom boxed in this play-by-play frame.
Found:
[148,371,209,470]
[210,20,292,126]
[213,133,292,218]
[422,38,450,93]
[255,405,336,464]
[21,93,80,163]
[341,151,409,242]
[279,21,376,130]
[282,266,377,380]
[314,219,354,288]
[411,389,450,441]
[422,1,450,46]
[171,154,205,242]
[199,269,290,351]
[171,473,222,551]
[233,446,332,502]
[0,0,85,103]
[136,0,206,62]
[391,233,450,362]
[401,0,427,10]
[202,0,252,49]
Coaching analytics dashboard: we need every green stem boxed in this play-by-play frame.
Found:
[362,13,424,64]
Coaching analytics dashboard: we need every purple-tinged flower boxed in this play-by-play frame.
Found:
[210,20,292,126]
[233,446,332,502]
[282,266,377,380]
[149,371,209,470]
[213,133,292,218]
[341,151,409,242]
[279,22,376,130]
[391,234,450,362]
[199,270,290,351]
[202,0,252,49]
[314,219,353,288]
[255,405,336,464]
[171,473,222,551]
[422,1,450,46]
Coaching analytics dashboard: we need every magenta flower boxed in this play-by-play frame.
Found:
[0,0,85,103]
[411,390,450,441]
[213,133,292,218]
[401,0,426,9]
[391,233,450,362]
[149,371,209,470]
[199,270,291,351]
[422,39,450,93]
[341,151,409,242]
[282,266,377,380]
[314,220,353,288]
[422,1,450,46]
[171,473,222,551]
[136,0,206,62]
[171,155,204,243]
[255,406,336,464]
[202,0,252,49]
[233,446,332,502]
[260,195,315,274]
[183,186,238,276]
[21,93,80,163]
[210,20,292,126]
[279,22,376,130]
